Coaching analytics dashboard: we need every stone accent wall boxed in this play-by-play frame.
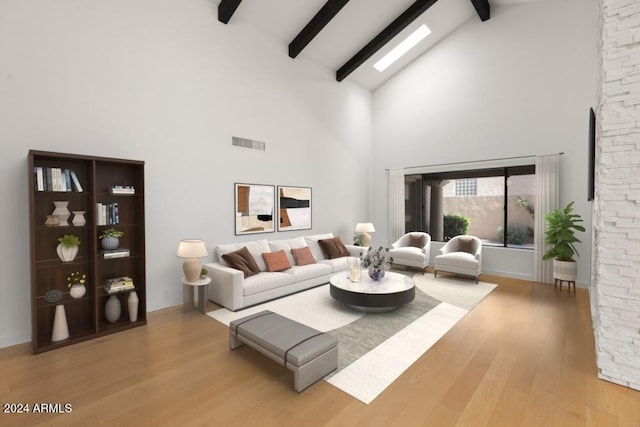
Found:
[592,0,640,391]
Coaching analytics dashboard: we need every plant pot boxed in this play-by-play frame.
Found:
[553,259,577,282]
[101,236,119,250]
[56,244,78,262]
[69,284,86,299]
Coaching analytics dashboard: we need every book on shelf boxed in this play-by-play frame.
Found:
[105,276,135,293]
[101,248,130,259]
[96,202,120,225]
[110,185,135,195]
[34,167,83,192]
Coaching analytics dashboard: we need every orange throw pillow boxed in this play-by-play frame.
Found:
[291,247,317,266]
[262,250,292,272]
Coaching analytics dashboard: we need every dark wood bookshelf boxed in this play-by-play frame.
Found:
[28,150,146,354]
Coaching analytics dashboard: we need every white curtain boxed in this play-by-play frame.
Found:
[533,154,560,284]
[388,168,405,243]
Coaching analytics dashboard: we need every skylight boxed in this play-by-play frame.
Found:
[373,24,431,72]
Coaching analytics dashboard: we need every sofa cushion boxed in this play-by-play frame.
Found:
[319,257,350,273]
[389,246,425,262]
[318,236,350,259]
[262,250,292,272]
[435,252,479,268]
[268,237,307,266]
[455,237,476,254]
[408,233,426,248]
[221,247,261,278]
[217,239,270,271]
[291,246,316,266]
[243,272,295,296]
[287,263,332,281]
[304,233,334,260]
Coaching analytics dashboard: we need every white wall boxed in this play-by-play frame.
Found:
[372,0,598,283]
[0,1,372,348]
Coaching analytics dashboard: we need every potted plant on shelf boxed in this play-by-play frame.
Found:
[67,271,87,299]
[99,228,124,250]
[543,201,585,282]
[57,234,80,262]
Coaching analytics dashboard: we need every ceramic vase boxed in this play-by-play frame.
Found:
[69,284,86,299]
[51,305,70,342]
[44,215,59,227]
[105,295,121,323]
[128,291,139,322]
[56,244,78,262]
[101,236,119,250]
[52,201,71,226]
[72,211,86,226]
[368,267,385,281]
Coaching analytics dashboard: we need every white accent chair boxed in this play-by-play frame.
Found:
[389,232,431,272]
[434,235,482,283]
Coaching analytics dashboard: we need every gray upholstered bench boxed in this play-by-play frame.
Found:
[229,310,338,392]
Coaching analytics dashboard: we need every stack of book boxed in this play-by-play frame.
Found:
[105,276,134,294]
[101,248,130,259]
[110,185,135,195]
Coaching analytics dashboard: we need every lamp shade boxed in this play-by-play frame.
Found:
[176,239,208,258]
[355,223,375,233]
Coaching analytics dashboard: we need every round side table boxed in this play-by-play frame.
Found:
[182,276,211,314]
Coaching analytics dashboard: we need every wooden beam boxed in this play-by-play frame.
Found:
[336,0,438,82]
[218,0,242,24]
[470,0,490,21]
[289,0,350,59]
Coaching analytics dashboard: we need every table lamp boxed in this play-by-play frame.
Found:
[355,223,375,247]
[177,239,208,283]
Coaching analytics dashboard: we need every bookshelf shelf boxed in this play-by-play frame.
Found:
[28,150,146,354]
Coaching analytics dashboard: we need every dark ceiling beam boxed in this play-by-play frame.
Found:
[218,0,243,24]
[470,0,490,21]
[289,0,350,59]
[336,0,438,82]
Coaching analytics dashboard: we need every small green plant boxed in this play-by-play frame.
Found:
[58,234,80,247]
[543,201,585,262]
[99,228,124,239]
[200,267,208,278]
[353,233,362,246]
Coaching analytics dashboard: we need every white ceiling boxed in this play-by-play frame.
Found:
[222,0,538,90]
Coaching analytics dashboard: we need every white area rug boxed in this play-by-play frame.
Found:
[207,273,496,404]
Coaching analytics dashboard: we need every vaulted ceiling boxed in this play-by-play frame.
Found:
[216,0,537,90]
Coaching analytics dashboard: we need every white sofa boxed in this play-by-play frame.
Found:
[205,233,365,311]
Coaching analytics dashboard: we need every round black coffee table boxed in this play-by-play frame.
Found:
[329,271,415,312]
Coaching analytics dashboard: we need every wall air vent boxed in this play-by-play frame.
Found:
[232,136,266,152]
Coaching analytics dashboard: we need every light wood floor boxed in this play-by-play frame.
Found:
[2,274,640,426]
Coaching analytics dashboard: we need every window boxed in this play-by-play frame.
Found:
[405,165,535,248]
[455,178,477,196]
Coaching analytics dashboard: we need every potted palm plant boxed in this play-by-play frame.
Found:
[543,201,585,282]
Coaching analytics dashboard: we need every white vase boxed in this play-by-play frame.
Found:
[69,284,86,299]
[72,211,86,226]
[56,244,78,262]
[128,291,139,322]
[52,201,71,226]
[105,295,121,323]
[51,305,70,342]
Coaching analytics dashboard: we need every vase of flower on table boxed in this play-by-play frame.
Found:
[360,246,393,281]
